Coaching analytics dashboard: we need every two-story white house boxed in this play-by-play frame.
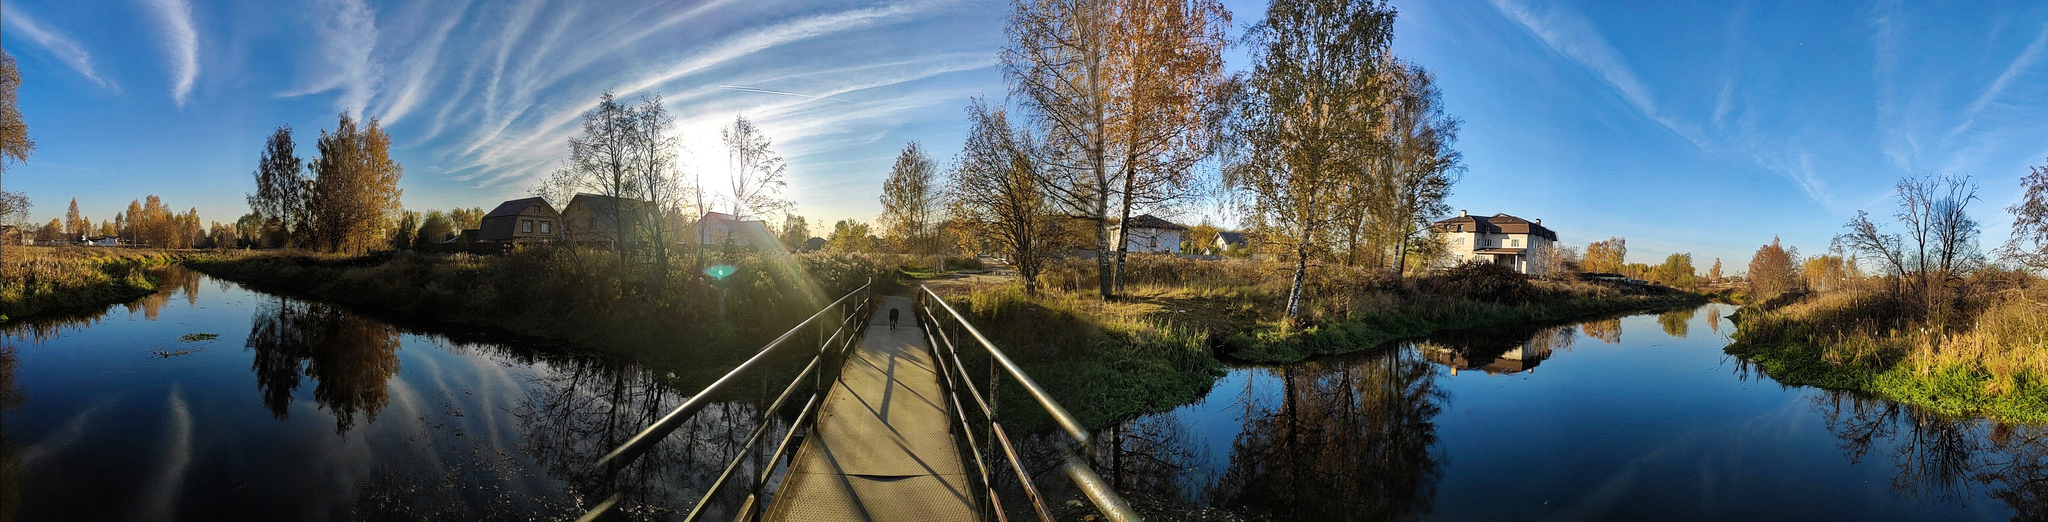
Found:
[1431,211,1559,275]
[1112,214,1187,254]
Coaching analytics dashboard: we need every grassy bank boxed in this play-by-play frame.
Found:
[1725,272,2048,423]
[1,247,183,323]
[1035,256,1704,364]
[944,286,1224,431]
[185,248,899,383]
[915,256,1704,427]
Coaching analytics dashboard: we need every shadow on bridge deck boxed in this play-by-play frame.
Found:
[764,296,977,521]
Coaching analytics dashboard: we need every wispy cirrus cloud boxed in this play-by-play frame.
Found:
[278,0,380,116]
[1489,0,1841,208]
[141,0,200,107]
[1,9,114,89]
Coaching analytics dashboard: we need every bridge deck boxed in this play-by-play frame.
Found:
[764,296,976,521]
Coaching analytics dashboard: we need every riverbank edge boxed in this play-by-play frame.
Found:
[1723,340,2048,424]
[1222,292,1711,364]
[179,252,761,377]
[1,249,183,324]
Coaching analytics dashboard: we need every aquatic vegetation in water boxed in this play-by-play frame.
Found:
[150,347,206,358]
[177,332,219,342]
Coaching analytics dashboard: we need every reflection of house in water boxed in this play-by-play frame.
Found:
[1419,324,1576,376]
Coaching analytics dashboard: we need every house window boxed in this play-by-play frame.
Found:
[523,220,534,233]
[1511,238,1521,247]
[540,221,552,234]
[1455,237,1467,247]
[1150,237,1159,248]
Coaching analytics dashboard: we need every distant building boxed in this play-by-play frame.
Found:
[1430,211,1559,275]
[802,237,827,252]
[685,211,779,251]
[560,193,659,247]
[477,197,561,244]
[85,236,124,247]
[1112,214,1187,254]
[0,225,20,246]
[1214,231,1247,254]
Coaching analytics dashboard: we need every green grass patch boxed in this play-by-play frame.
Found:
[1726,340,2048,424]
[177,333,220,342]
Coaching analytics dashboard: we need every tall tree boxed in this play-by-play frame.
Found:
[415,210,454,247]
[2005,159,2048,271]
[826,219,874,253]
[1,51,33,257]
[538,90,643,254]
[65,198,83,242]
[1583,237,1627,274]
[722,115,791,221]
[1004,0,1232,298]
[629,94,686,272]
[1708,258,1723,282]
[448,207,485,231]
[1370,61,1460,282]
[880,142,942,261]
[307,112,405,254]
[248,125,308,249]
[1747,237,1800,299]
[779,215,810,251]
[1226,0,1400,322]
[951,100,1056,295]
[1835,174,1983,304]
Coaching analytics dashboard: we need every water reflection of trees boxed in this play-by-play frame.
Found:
[1657,307,1695,338]
[0,266,201,343]
[246,299,401,434]
[1205,349,1446,521]
[1814,392,2048,519]
[1580,317,1622,344]
[512,348,778,519]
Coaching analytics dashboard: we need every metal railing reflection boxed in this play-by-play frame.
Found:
[578,279,873,522]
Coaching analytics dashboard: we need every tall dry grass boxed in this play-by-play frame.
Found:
[1729,269,2048,418]
[1,246,181,321]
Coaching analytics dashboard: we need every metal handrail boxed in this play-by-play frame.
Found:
[916,285,1142,522]
[578,280,873,522]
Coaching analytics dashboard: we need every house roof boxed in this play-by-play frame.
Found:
[1432,213,1558,241]
[564,193,653,215]
[1216,231,1246,244]
[484,197,555,218]
[1126,214,1187,231]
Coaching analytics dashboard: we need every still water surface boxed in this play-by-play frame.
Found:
[3,269,776,520]
[1086,306,2044,521]
[4,271,2043,520]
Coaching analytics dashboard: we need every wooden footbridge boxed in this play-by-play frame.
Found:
[577,282,1137,521]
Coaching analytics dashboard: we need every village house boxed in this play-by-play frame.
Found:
[0,225,20,246]
[1431,210,1559,275]
[1112,214,1187,254]
[1213,231,1247,255]
[560,193,661,247]
[476,197,562,244]
[684,211,779,251]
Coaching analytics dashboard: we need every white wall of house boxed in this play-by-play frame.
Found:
[1114,227,1182,254]
[1442,231,1554,275]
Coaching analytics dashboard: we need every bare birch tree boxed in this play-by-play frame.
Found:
[538,90,642,257]
[1226,0,1399,322]
[721,115,791,222]
[248,125,307,249]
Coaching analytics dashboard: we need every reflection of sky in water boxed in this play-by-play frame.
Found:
[1,271,759,520]
[1124,304,2027,521]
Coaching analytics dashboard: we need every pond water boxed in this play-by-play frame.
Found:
[0,269,783,520]
[8,271,2043,521]
[1083,305,2046,521]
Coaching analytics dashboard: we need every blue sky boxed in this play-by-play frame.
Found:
[3,0,2045,269]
